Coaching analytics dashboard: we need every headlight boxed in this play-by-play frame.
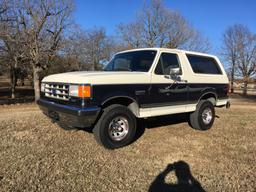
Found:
[69,85,91,98]
[41,83,45,92]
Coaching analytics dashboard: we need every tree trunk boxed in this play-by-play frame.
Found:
[10,57,18,99]
[91,54,96,71]
[10,67,16,99]
[230,81,234,93]
[33,66,41,102]
[230,67,235,93]
[90,63,95,71]
[242,78,248,96]
[21,78,25,86]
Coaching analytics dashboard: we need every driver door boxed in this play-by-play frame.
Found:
[147,52,188,116]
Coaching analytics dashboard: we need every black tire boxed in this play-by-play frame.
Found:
[189,100,215,130]
[93,104,137,149]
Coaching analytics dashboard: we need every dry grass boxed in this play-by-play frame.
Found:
[0,100,255,191]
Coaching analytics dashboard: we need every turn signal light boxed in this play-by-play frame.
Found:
[78,85,91,98]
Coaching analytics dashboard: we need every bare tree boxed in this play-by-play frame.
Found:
[63,26,90,70]
[64,26,116,71]
[222,25,240,93]
[0,0,27,98]
[182,30,211,52]
[117,0,210,52]
[86,27,107,70]
[117,21,143,48]
[140,0,167,47]
[222,24,256,95]
[235,25,256,95]
[16,0,74,101]
[0,0,8,16]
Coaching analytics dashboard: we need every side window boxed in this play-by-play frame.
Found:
[155,53,180,75]
[186,54,222,74]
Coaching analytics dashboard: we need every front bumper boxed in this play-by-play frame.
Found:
[37,99,101,128]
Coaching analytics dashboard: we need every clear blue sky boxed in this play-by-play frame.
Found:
[74,0,256,54]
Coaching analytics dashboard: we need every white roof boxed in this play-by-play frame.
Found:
[118,47,216,58]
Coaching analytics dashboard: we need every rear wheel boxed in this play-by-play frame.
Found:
[189,100,215,130]
[93,104,137,149]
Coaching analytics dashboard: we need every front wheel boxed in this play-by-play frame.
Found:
[93,104,137,149]
[189,100,215,130]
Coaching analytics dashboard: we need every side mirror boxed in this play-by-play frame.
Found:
[170,67,181,75]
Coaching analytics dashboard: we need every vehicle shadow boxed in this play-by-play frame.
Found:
[135,112,220,142]
[134,113,189,142]
[68,113,190,138]
[63,112,220,146]
[66,114,190,137]
[143,113,190,128]
[148,161,205,192]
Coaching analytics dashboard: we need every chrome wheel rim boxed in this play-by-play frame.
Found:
[108,116,129,141]
[202,108,213,124]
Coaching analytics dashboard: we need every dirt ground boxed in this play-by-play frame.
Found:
[0,99,255,192]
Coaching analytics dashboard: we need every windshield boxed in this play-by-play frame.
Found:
[104,50,157,72]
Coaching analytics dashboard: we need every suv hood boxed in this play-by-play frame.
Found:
[42,71,151,85]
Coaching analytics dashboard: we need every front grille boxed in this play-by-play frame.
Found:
[44,83,69,101]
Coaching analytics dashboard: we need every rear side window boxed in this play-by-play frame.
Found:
[155,53,181,75]
[186,54,222,74]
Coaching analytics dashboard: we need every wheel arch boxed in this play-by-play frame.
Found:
[198,92,217,106]
[101,96,140,117]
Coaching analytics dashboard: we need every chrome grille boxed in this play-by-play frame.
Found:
[44,83,69,101]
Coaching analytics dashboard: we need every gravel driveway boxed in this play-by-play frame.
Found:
[0,100,255,191]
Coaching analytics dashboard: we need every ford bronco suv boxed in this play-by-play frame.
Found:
[38,48,230,149]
